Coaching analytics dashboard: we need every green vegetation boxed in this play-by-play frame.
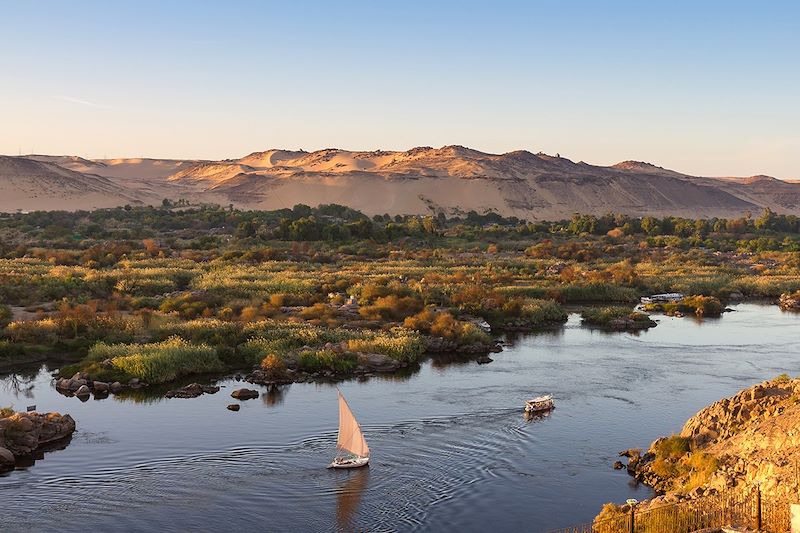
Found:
[649,435,719,492]
[644,295,724,317]
[64,337,224,384]
[580,306,652,327]
[0,204,797,384]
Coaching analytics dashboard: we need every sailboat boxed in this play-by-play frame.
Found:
[328,390,370,469]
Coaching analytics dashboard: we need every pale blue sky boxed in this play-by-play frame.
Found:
[1,1,798,178]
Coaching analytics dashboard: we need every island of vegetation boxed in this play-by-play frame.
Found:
[0,205,797,395]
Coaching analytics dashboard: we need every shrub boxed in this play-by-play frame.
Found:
[654,435,691,461]
[403,309,490,345]
[346,329,425,362]
[0,406,13,418]
[581,306,652,326]
[0,304,12,327]
[299,303,337,321]
[259,353,288,380]
[645,295,723,317]
[359,295,423,320]
[682,295,723,317]
[297,348,357,373]
[681,452,719,491]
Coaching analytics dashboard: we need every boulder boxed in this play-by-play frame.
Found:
[92,381,109,394]
[476,355,493,364]
[0,447,14,466]
[75,385,91,397]
[227,404,240,411]
[68,378,87,391]
[0,412,76,456]
[358,353,402,373]
[231,388,259,400]
[109,382,123,393]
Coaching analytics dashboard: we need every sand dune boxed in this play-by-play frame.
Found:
[3,146,799,217]
[0,156,146,211]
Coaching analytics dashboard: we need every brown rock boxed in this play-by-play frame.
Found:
[227,404,240,411]
[231,388,259,400]
[0,447,14,466]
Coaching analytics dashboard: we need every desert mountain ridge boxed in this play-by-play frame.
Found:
[1,146,798,218]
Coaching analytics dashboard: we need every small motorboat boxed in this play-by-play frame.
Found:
[328,390,370,469]
[329,456,370,469]
[525,394,554,413]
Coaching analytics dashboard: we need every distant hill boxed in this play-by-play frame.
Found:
[3,147,799,218]
[0,156,147,212]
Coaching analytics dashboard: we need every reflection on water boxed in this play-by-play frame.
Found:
[11,434,73,470]
[0,304,797,532]
[334,468,370,532]
[263,384,289,407]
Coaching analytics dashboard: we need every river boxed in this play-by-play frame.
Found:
[0,303,797,532]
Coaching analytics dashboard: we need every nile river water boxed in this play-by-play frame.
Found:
[1,303,797,532]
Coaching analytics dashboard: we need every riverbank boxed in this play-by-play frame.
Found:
[609,376,800,517]
[1,303,797,531]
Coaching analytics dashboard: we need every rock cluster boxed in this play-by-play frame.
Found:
[165,383,220,398]
[55,372,128,400]
[0,411,76,473]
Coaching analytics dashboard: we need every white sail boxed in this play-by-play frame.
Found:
[337,391,369,458]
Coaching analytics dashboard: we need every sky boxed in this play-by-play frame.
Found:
[1,0,798,178]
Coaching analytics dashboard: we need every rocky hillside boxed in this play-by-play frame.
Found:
[626,377,800,502]
[3,147,800,217]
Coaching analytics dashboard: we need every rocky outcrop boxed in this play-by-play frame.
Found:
[622,378,800,501]
[56,372,139,400]
[0,411,76,473]
[165,383,220,398]
[231,388,259,400]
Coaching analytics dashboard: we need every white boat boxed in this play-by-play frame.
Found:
[525,394,555,413]
[328,390,370,469]
[640,293,684,304]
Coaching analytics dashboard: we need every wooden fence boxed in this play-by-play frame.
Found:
[549,486,792,533]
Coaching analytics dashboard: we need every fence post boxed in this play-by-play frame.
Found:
[756,484,762,530]
[629,506,635,533]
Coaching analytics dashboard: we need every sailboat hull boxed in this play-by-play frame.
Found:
[328,456,370,469]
